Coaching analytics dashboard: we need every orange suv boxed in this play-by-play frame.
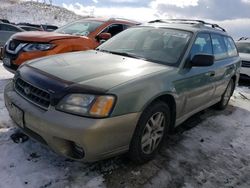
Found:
[2,18,140,73]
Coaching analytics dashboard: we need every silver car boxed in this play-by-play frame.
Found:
[236,38,250,80]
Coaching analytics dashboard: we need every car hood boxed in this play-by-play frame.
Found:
[26,50,174,91]
[239,53,250,61]
[12,31,82,42]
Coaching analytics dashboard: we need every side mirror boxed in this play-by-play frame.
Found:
[97,33,112,43]
[191,54,214,67]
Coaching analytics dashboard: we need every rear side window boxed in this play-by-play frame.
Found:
[190,33,212,59]
[224,37,238,57]
[211,34,228,60]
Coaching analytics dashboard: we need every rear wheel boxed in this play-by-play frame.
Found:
[129,101,170,163]
[215,79,234,110]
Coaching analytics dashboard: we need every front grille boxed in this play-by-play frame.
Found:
[14,78,50,109]
[242,61,250,68]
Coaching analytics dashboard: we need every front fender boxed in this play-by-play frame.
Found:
[109,71,180,117]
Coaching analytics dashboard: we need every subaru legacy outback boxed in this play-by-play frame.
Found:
[4,19,241,163]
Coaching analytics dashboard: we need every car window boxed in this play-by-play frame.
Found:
[224,37,238,57]
[123,24,131,30]
[236,42,250,54]
[55,21,103,36]
[0,24,20,32]
[190,33,212,59]
[103,24,124,37]
[97,27,192,66]
[211,34,228,60]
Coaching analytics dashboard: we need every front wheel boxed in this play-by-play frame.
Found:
[129,101,171,164]
[215,79,234,110]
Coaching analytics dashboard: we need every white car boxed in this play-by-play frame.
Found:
[236,38,250,80]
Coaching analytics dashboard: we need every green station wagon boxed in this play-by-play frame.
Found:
[4,19,241,163]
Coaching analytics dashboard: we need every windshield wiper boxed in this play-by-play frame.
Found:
[96,49,146,60]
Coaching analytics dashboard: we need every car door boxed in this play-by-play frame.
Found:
[177,33,216,115]
[210,34,238,98]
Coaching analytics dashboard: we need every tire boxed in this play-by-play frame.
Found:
[215,79,235,110]
[129,101,171,164]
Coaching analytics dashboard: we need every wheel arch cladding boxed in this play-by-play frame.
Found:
[143,94,176,131]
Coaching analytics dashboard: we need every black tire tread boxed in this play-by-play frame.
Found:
[128,101,171,164]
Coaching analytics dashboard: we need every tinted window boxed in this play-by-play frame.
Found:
[190,33,212,59]
[236,42,250,54]
[211,34,228,60]
[224,37,238,57]
[123,25,131,30]
[105,24,124,37]
[97,27,192,66]
[0,24,20,32]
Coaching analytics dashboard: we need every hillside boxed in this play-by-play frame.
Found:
[0,0,84,26]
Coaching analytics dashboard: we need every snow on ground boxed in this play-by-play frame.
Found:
[0,62,249,188]
[0,0,83,26]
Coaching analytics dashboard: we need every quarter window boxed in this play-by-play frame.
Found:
[211,34,228,60]
[190,33,212,59]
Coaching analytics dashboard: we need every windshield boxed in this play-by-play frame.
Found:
[55,21,103,36]
[236,42,250,54]
[97,27,192,66]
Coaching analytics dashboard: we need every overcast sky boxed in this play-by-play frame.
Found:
[49,0,250,38]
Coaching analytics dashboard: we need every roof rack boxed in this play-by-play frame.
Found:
[148,19,226,32]
[238,37,249,41]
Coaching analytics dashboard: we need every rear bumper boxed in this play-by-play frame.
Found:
[4,81,140,162]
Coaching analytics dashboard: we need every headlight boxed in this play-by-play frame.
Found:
[56,94,116,118]
[23,43,55,52]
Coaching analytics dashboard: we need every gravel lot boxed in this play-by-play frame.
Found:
[0,62,249,188]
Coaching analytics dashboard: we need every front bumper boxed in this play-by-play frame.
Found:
[4,82,140,162]
[3,48,53,73]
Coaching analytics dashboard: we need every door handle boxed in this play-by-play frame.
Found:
[209,72,215,77]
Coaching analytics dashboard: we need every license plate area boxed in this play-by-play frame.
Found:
[9,104,24,128]
[3,57,11,66]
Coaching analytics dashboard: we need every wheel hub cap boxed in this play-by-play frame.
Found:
[141,112,165,154]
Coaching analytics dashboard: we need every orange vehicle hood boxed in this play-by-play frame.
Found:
[12,31,82,42]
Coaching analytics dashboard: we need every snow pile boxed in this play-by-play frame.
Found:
[0,62,249,187]
[0,0,84,26]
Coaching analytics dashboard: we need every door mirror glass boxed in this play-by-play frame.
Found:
[191,54,214,67]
